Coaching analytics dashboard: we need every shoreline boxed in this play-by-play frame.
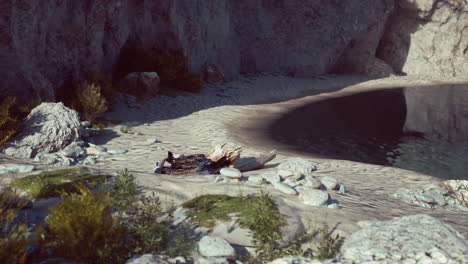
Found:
[2,74,468,238]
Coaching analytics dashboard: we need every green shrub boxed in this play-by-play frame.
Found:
[111,168,139,213]
[123,193,171,255]
[75,81,108,121]
[86,70,116,104]
[10,167,111,199]
[241,192,287,262]
[46,187,128,264]
[0,96,19,146]
[0,187,41,264]
[183,192,287,261]
[110,169,195,258]
[165,223,196,258]
[312,225,343,260]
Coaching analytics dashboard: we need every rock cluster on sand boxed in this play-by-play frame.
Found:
[393,180,468,211]
[125,214,468,264]
[1,103,129,168]
[340,214,468,264]
[2,102,82,159]
[237,157,345,208]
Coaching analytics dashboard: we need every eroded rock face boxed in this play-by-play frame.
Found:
[0,0,394,100]
[403,84,468,142]
[378,0,468,77]
[2,102,82,159]
[341,214,468,264]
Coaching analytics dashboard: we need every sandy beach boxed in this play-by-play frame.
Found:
[2,74,468,239]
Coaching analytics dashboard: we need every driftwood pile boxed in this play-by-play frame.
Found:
[153,143,276,175]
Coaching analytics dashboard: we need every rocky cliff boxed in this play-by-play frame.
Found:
[378,0,468,76]
[1,0,466,102]
[0,0,394,100]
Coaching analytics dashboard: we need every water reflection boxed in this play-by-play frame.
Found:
[269,88,468,180]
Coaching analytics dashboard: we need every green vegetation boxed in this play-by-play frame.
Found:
[115,45,204,94]
[46,187,128,264]
[110,169,195,258]
[312,225,343,260]
[123,193,172,255]
[0,186,43,264]
[10,167,111,199]
[184,193,344,263]
[0,96,20,146]
[75,81,109,121]
[86,70,115,104]
[111,168,139,213]
[1,167,343,263]
[182,192,287,262]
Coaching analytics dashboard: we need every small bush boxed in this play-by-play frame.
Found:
[241,192,287,262]
[111,168,139,213]
[111,169,196,258]
[0,187,41,264]
[10,167,111,199]
[312,225,343,260]
[86,70,116,104]
[165,224,196,258]
[46,187,128,264]
[0,96,20,146]
[75,81,108,121]
[124,193,171,255]
[183,192,287,261]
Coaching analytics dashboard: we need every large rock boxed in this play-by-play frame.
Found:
[341,214,468,264]
[198,236,236,258]
[299,189,330,206]
[0,0,394,100]
[277,158,318,176]
[2,103,82,159]
[378,0,468,77]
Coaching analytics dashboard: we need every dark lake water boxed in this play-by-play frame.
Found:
[269,87,468,180]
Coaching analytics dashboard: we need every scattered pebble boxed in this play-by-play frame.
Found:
[220,167,242,179]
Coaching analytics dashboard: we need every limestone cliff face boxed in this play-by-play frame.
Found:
[378,0,468,77]
[0,0,394,100]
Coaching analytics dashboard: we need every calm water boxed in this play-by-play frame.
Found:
[270,88,468,180]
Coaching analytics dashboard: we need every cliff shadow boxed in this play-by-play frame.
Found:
[267,88,408,166]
